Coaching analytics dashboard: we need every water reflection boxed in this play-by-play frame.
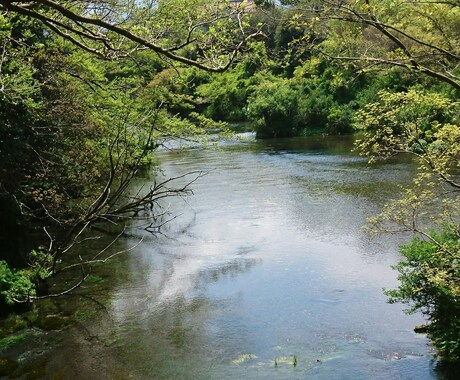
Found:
[13,135,459,379]
[94,135,438,379]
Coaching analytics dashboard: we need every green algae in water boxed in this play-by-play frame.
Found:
[85,274,105,284]
[0,332,27,351]
[73,310,96,323]
[271,356,295,367]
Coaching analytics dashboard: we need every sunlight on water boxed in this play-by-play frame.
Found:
[98,136,441,379]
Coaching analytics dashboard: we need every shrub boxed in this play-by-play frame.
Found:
[386,227,460,361]
[0,261,36,305]
[248,78,302,138]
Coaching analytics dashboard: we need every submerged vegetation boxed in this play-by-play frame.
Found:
[0,332,27,352]
[0,0,459,364]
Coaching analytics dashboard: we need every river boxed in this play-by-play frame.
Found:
[1,134,454,379]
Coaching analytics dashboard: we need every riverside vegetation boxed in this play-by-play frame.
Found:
[0,0,459,362]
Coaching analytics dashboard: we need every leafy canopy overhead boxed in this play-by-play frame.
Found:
[283,0,460,90]
[0,0,264,71]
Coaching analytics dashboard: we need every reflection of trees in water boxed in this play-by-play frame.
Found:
[144,257,260,305]
[197,258,260,286]
[136,260,262,360]
[145,295,211,349]
[135,258,260,350]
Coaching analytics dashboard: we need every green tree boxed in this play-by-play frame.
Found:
[356,89,460,360]
[247,76,303,137]
[386,229,460,361]
[195,47,268,122]
[0,1,262,304]
[0,0,263,71]
[300,0,460,90]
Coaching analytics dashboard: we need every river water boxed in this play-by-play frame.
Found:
[1,135,453,379]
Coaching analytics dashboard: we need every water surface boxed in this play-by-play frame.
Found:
[3,135,449,379]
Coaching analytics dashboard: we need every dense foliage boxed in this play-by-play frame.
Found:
[386,229,460,361]
[356,89,460,361]
[0,2,252,303]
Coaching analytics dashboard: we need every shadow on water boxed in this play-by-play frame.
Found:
[434,361,460,379]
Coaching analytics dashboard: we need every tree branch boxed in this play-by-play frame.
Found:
[0,0,264,71]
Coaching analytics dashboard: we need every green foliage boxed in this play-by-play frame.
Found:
[355,89,460,161]
[356,87,460,361]
[0,8,236,302]
[196,70,250,121]
[0,332,28,352]
[0,247,54,304]
[326,104,354,134]
[247,77,302,137]
[385,228,460,361]
[353,68,419,106]
[0,13,114,224]
[27,248,53,281]
[193,42,272,122]
[315,0,460,91]
[0,261,36,304]
[247,61,361,137]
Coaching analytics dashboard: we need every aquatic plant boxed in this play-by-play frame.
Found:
[0,332,27,352]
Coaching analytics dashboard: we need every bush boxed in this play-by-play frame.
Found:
[248,60,362,138]
[386,227,460,361]
[247,78,302,138]
[0,261,36,305]
[0,247,53,305]
[325,103,355,134]
[195,64,260,122]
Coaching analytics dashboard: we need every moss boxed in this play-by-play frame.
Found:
[42,315,72,331]
[0,332,28,351]
[73,310,93,323]
[85,274,105,284]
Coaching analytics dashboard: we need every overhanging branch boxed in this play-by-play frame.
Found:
[0,0,265,71]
